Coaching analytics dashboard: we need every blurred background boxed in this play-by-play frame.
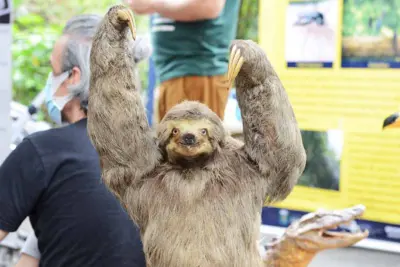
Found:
[9,0,257,122]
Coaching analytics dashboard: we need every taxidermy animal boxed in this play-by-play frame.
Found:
[87,5,306,267]
[262,204,368,267]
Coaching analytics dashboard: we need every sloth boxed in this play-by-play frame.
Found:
[87,5,306,267]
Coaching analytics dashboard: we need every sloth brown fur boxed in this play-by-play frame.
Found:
[87,5,306,267]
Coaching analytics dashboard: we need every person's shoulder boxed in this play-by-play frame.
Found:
[26,120,85,146]
[24,122,85,157]
[26,125,69,146]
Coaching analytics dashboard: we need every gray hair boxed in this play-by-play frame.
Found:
[60,14,102,111]
[60,14,153,111]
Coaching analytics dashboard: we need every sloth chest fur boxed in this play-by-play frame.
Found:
[142,162,266,212]
[130,163,266,267]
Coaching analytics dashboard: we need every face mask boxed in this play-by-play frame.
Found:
[44,71,72,125]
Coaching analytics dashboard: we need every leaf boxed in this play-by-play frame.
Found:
[32,56,40,67]
[17,14,45,27]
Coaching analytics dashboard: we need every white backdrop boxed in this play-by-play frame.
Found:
[0,0,11,164]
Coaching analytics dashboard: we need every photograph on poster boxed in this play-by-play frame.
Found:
[0,0,10,24]
[297,129,343,191]
[285,0,338,68]
[224,97,343,191]
[342,0,400,68]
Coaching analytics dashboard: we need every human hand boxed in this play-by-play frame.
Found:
[132,35,153,63]
[124,0,155,15]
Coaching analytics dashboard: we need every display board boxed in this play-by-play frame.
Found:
[341,0,400,68]
[0,0,11,164]
[258,0,400,252]
[285,0,339,68]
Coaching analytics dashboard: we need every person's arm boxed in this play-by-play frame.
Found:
[15,253,39,267]
[0,229,7,241]
[129,0,226,21]
[0,138,46,239]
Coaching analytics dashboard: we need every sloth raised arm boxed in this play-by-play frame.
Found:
[229,40,306,202]
[87,6,161,202]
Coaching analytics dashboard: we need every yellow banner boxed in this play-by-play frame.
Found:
[259,0,400,225]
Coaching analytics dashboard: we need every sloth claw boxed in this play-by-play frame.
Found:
[227,45,244,89]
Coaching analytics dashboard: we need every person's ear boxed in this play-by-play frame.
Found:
[69,66,81,86]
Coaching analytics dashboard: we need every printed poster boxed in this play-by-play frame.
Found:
[342,0,400,68]
[224,90,343,192]
[285,0,339,68]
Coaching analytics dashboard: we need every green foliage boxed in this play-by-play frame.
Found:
[12,14,61,105]
[236,0,259,41]
[11,0,149,109]
[343,0,400,37]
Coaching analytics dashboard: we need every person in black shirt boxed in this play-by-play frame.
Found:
[0,14,146,267]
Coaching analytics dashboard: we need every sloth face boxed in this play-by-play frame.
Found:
[156,101,226,166]
[165,119,215,162]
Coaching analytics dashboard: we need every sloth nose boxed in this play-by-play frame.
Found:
[182,133,196,145]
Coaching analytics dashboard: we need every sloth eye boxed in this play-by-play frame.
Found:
[172,128,179,135]
[200,129,207,135]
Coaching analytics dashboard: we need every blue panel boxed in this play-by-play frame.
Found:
[341,60,400,68]
[287,62,333,68]
[146,15,156,126]
[146,57,156,126]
